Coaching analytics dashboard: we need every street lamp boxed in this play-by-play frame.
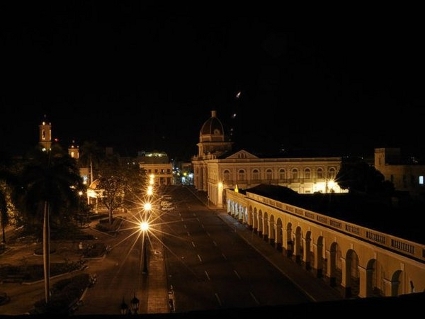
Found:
[130,292,139,314]
[140,220,149,275]
[120,297,128,315]
[143,202,152,213]
[78,190,85,226]
[141,201,151,275]
[147,185,153,196]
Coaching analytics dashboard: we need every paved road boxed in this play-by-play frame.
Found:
[163,187,317,312]
[0,186,343,315]
[174,186,344,304]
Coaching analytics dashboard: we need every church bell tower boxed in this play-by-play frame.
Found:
[39,115,52,151]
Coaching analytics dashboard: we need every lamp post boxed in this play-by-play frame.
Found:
[141,225,149,275]
[141,202,151,275]
[147,185,153,197]
[130,293,139,314]
[78,191,83,226]
[120,297,128,315]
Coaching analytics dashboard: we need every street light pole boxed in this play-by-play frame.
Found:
[120,297,129,314]
[130,293,139,314]
[142,235,148,275]
[141,202,151,275]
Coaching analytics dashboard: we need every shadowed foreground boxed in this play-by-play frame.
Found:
[2,293,424,318]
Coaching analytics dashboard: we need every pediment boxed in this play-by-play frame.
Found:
[225,149,259,159]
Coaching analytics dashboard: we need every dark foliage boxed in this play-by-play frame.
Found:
[31,273,91,314]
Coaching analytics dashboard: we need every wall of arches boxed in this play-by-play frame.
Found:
[225,189,425,298]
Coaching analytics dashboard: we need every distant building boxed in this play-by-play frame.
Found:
[374,148,425,200]
[68,140,80,159]
[137,150,174,186]
[180,161,194,185]
[38,115,52,151]
[192,110,346,208]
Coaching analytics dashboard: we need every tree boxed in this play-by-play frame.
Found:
[336,157,395,197]
[0,148,19,244]
[12,144,84,303]
[97,154,125,224]
[0,188,8,244]
[121,161,147,209]
[97,154,146,224]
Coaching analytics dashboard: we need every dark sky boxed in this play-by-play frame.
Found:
[2,3,425,161]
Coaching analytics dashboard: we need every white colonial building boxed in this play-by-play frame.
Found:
[192,110,346,207]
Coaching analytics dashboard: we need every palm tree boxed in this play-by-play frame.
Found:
[13,144,84,303]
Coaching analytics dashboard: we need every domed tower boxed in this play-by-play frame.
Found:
[192,110,233,193]
[197,110,233,158]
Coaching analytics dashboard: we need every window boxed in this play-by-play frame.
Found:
[291,169,298,180]
[223,170,230,182]
[279,169,286,180]
[304,168,311,179]
[252,169,259,180]
[317,168,324,179]
[419,176,424,185]
[329,167,336,179]
[238,169,246,181]
[266,169,272,180]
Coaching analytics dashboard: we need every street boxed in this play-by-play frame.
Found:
[161,186,313,312]
[0,185,343,316]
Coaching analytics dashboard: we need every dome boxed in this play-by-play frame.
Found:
[196,110,233,158]
[200,110,224,137]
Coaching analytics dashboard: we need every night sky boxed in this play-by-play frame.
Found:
[2,3,425,161]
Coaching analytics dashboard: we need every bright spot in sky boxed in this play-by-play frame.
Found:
[236,91,241,99]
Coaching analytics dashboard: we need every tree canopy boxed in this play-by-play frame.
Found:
[336,157,395,197]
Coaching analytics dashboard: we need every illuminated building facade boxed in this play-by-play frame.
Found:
[192,111,346,208]
[137,150,174,186]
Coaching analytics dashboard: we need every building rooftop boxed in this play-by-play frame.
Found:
[242,184,425,245]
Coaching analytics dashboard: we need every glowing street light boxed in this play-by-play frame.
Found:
[139,220,149,232]
[147,185,153,196]
[141,202,151,275]
[143,202,152,212]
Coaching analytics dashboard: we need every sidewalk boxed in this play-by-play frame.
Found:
[146,225,170,314]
